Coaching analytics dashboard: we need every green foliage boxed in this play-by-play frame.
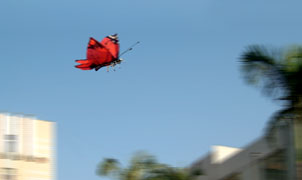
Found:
[96,152,196,180]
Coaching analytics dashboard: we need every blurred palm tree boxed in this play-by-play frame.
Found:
[240,45,302,179]
[96,152,197,180]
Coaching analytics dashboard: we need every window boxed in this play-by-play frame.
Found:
[0,168,17,180]
[4,135,18,153]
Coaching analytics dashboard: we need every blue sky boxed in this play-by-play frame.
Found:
[1,0,302,179]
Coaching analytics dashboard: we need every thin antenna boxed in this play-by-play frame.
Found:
[119,41,140,57]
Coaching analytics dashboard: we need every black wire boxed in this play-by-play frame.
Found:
[119,41,140,57]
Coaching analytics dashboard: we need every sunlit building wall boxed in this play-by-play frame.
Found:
[0,113,55,180]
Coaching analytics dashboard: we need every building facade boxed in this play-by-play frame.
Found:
[190,122,292,180]
[0,113,55,180]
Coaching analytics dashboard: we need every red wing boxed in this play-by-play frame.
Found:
[75,37,118,71]
[100,37,119,59]
[87,37,114,65]
[75,60,93,70]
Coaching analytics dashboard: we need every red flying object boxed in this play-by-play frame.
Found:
[75,34,122,71]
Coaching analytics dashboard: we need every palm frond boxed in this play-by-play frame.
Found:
[240,45,288,100]
[97,158,121,177]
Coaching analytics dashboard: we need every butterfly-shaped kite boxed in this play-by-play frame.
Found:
[75,34,122,71]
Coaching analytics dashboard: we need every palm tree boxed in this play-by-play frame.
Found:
[240,45,302,179]
[96,152,195,180]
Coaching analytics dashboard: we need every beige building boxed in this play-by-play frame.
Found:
[0,113,55,180]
